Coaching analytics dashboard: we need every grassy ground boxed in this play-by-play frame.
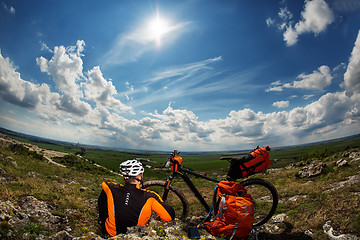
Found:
[1,133,359,239]
[263,151,360,238]
[0,143,124,238]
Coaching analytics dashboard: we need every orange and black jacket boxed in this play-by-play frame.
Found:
[98,181,175,236]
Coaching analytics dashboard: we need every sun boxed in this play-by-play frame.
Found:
[148,14,170,46]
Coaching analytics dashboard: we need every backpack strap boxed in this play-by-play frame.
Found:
[229,223,238,240]
[239,160,266,175]
[217,193,226,219]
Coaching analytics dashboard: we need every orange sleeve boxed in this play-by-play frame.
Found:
[152,199,173,221]
[102,182,117,237]
[137,198,174,226]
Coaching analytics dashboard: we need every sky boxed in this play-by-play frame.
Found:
[0,0,360,151]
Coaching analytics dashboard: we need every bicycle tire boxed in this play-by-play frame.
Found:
[143,180,189,220]
[240,178,279,227]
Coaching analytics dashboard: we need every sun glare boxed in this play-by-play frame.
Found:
[148,14,169,46]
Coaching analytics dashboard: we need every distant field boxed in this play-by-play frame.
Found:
[1,127,360,174]
[269,136,360,168]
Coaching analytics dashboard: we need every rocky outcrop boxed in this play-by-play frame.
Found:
[0,196,64,239]
[296,162,327,178]
[323,172,360,193]
[21,196,62,231]
[323,221,360,240]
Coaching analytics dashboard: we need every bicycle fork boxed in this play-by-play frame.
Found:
[162,174,174,201]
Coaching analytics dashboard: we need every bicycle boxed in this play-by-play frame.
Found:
[143,150,279,228]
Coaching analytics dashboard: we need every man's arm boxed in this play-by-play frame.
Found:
[152,199,175,221]
[137,196,175,225]
[98,190,108,234]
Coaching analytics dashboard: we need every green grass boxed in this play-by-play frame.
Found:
[1,132,360,239]
[0,143,122,238]
[270,136,360,168]
[5,129,360,174]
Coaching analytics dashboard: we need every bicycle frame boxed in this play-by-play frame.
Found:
[145,150,279,227]
[162,165,220,213]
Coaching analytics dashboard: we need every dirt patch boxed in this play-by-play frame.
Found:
[0,133,67,167]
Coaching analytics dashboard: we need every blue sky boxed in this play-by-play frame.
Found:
[1,0,360,151]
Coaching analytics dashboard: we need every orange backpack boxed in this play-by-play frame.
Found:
[227,146,271,180]
[203,181,254,239]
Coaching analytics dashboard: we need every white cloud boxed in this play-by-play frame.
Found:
[267,65,333,92]
[304,94,314,100]
[0,50,52,109]
[269,0,335,46]
[83,66,133,113]
[146,56,223,83]
[36,40,85,97]
[266,18,275,27]
[278,7,293,21]
[283,25,299,46]
[273,100,289,108]
[343,30,360,96]
[1,33,360,151]
[35,40,93,116]
[2,3,15,14]
[1,40,136,126]
[295,0,335,35]
[293,65,332,89]
[130,56,228,108]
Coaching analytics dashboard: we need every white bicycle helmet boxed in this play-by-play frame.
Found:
[119,159,144,177]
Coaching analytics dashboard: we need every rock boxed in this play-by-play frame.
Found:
[296,162,327,178]
[50,230,74,240]
[285,163,296,169]
[11,160,18,166]
[267,168,283,173]
[73,232,104,240]
[287,195,307,202]
[271,213,287,223]
[79,187,89,192]
[323,220,360,240]
[304,229,313,237]
[0,200,29,229]
[28,171,40,178]
[336,159,348,168]
[350,157,360,164]
[20,196,61,231]
[349,151,360,159]
[323,172,360,193]
[0,167,6,175]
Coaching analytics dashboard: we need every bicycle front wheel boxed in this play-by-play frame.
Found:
[143,180,189,220]
[240,178,279,228]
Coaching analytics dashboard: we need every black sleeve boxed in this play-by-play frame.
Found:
[98,190,108,225]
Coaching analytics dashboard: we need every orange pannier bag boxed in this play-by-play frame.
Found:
[203,181,254,239]
[170,156,183,172]
[227,146,271,180]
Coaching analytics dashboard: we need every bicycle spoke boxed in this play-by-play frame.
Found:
[241,178,278,227]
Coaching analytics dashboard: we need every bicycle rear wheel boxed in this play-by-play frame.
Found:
[240,178,279,228]
[143,180,189,220]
